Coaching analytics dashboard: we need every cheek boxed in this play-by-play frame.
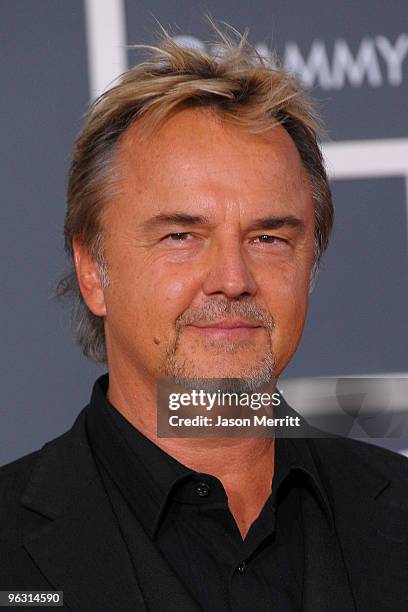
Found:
[262,269,309,335]
[154,275,195,325]
[107,262,200,333]
[275,293,309,360]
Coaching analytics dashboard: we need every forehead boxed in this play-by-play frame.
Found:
[113,107,312,220]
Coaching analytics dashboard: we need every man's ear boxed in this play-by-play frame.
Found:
[72,237,107,316]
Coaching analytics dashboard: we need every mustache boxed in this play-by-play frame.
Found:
[175,300,275,332]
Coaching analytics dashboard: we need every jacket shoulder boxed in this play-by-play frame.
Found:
[0,412,88,541]
[0,448,47,544]
[0,426,74,495]
[0,450,43,506]
[311,435,408,506]
[315,435,408,471]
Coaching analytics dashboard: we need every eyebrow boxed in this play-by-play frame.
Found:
[141,211,305,233]
[141,212,210,230]
[249,215,306,232]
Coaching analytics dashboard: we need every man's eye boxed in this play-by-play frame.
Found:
[164,232,190,241]
[254,235,287,244]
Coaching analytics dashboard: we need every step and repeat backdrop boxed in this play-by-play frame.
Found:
[1,0,407,464]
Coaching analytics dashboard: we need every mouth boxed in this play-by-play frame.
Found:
[185,319,264,340]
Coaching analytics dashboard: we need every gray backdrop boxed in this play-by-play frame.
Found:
[1,0,407,465]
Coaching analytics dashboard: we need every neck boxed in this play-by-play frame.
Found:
[106,365,276,538]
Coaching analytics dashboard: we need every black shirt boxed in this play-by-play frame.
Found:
[85,374,335,612]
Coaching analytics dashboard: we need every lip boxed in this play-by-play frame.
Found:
[185,320,264,340]
[189,319,262,330]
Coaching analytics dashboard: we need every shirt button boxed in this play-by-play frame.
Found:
[237,561,247,575]
[195,482,210,497]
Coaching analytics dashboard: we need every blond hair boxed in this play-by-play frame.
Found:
[56,24,333,363]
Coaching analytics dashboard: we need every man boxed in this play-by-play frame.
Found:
[1,28,407,611]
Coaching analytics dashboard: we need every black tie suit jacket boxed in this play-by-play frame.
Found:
[1,406,408,611]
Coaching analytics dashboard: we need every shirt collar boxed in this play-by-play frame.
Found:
[274,394,334,529]
[86,373,195,538]
[86,374,333,537]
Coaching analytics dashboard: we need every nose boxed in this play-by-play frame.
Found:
[201,235,258,299]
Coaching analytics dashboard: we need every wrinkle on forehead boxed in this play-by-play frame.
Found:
[112,107,313,227]
[118,107,303,174]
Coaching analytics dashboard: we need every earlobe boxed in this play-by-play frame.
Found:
[72,237,107,317]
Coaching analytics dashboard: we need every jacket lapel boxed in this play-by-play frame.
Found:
[300,484,356,611]
[20,410,148,612]
[308,437,408,610]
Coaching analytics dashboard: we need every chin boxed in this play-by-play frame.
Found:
[165,354,276,392]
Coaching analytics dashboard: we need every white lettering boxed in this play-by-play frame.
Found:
[284,40,332,88]
[174,34,408,89]
[331,38,382,88]
[376,34,408,86]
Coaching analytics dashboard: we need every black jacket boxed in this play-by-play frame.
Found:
[1,406,408,611]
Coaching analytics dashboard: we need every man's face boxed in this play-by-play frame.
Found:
[98,108,315,387]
